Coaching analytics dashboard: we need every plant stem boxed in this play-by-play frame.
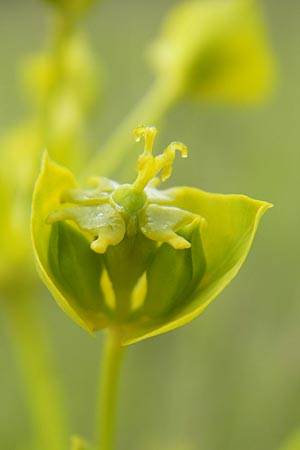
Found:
[83,77,183,179]
[97,329,125,450]
[5,296,68,450]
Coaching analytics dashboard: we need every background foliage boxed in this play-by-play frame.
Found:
[0,0,299,449]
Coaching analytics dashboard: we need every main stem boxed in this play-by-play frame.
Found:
[97,329,125,450]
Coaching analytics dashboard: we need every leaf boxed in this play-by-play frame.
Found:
[123,187,271,344]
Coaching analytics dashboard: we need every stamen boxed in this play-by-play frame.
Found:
[133,125,188,192]
[134,125,158,152]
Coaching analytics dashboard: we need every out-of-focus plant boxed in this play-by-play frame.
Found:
[32,124,271,449]
[0,0,98,288]
[149,0,274,103]
[87,0,275,177]
[0,1,99,449]
[279,430,300,450]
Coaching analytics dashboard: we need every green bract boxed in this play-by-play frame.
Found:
[31,126,271,345]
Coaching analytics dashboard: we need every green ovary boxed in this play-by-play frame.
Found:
[112,184,147,215]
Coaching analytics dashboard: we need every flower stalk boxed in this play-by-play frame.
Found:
[97,329,125,450]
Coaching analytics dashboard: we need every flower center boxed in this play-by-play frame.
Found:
[111,125,188,216]
[112,184,147,215]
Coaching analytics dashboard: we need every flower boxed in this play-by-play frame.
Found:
[31,125,271,345]
[148,0,275,103]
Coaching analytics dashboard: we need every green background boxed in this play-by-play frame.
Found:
[0,0,299,449]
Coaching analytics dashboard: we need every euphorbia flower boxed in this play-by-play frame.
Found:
[31,125,271,345]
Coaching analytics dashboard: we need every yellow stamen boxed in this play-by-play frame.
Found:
[133,125,188,192]
[134,125,158,152]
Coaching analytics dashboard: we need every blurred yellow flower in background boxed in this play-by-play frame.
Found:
[149,0,275,103]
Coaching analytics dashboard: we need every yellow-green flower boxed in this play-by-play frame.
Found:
[148,0,275,103]
[31,125,271,345]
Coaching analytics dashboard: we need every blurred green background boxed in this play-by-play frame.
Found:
[0,1,299,449]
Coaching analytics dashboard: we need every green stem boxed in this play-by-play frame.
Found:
[5,296,68,450]
[97,329,125,450]
[83,77,183,179]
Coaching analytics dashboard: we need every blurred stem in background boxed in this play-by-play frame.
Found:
[4,295,67,450]
[97,330,125,450]
[0,0,99,448]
